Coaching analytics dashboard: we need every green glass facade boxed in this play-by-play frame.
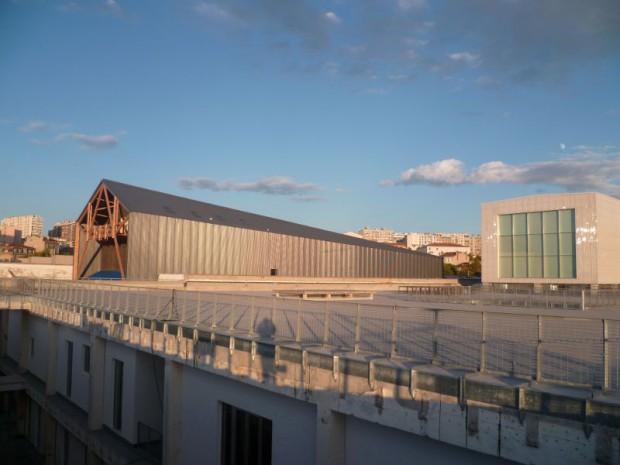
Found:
[498,209,576,279]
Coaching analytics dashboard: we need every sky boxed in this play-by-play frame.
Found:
[1,0,619,236]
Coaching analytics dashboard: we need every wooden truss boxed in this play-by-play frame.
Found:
[73,183,128,279]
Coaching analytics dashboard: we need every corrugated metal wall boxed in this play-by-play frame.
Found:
[126,213,442,280]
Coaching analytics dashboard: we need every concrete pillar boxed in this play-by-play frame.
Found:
[162,359,183,465]
[18,312,30,373]
[0,309,8,357]
[88,336,106,431]
[315,404,345,465]
[46,321,59,396]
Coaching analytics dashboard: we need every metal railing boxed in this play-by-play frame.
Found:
[2,278,620,391]
[398,284,620,310]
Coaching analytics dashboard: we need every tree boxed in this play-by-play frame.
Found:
[443,263,458,276]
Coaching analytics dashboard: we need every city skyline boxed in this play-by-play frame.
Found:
[2,1,619,235]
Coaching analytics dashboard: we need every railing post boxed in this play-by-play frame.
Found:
[582,290,586,311]
[271,296,276,338]
[432,310,439,365]
[230,294,235,332]
[603,319,610,390]
[536,315,543,381]
[390,305,398,357]
[196,291,201,327]
[480,312,487,372]
[249,296,255,336]
[213,294,218,328]
[322,301,330,345]
[295,299,302,343]
[354,304,361,353]
[181,291,187,324]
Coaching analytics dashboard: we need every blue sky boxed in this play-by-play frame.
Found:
[1,0,619,235]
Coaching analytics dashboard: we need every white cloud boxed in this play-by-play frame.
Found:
[58,0,127,18]
[397,0,427,11]
[384,148,620,197]
[54,132,123,150]
[179,176,325,198]
[448,52,480,67]
[193,2,233,21]
[19,121,49,133]
[399,158,468,185]
[324,12,341,25]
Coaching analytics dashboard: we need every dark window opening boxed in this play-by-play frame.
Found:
[113,359,124,430]
[83,344,91,373]
[270,269,277,276]
[66,341,73,398]
[221,403,272,465]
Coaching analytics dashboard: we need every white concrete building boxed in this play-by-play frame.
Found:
[405,233,481,256]
[419,243,471,257]
[481,192,620,288]
[4,281,620,465]
[1,214,43,238]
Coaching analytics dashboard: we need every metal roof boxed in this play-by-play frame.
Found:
[98,179,429,256]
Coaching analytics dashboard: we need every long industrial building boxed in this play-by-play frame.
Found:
[73,180,442,280]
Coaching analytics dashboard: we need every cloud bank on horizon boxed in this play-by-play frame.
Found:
[382,147,620,197]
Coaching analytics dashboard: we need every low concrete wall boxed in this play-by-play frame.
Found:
[0,263,73,280]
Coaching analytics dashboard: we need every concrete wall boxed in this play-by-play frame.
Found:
[481,192,620,286]
[27,314,50,382]
[57,326,91,411]
[594,194,620,284]
[0,263,72,280]
[179,364,317,465]
[103,340,138,443]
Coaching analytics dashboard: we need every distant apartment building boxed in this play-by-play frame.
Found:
[0,225,22,244]
[358,226,403,243]
[49,219,77,247]
[442,251,471,266]
[419,243,471,258]
[1,214,43,238]
[405,232,481,256]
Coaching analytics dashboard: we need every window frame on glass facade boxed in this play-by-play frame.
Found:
[498,209,576,279]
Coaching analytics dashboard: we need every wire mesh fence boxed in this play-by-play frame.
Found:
[398,284,620,310]
[3,278,620,391]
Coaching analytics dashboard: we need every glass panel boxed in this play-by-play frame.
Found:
[559,209,575,233]
[512,235,527,257]
[512,214,526,235]
[559,255,576,278]
[499,215,512,235]
[513,257,527,278]
[543,210,558,233]
[559,232,575,256]
[528,257,543,278]
[499,257,513,278]
[528,234,543,256]
[499,236,513,256]
[544,256,559,278]
[543,234,558,255]
[527,212,542,234]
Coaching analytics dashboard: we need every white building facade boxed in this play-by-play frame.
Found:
[1,214,43,238]
[481,192,620,288]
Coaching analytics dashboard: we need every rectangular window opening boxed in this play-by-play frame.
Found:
[66,341,73,398]
[113,359,124,430]
[83,344,91,373]
[221,403,272,465]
